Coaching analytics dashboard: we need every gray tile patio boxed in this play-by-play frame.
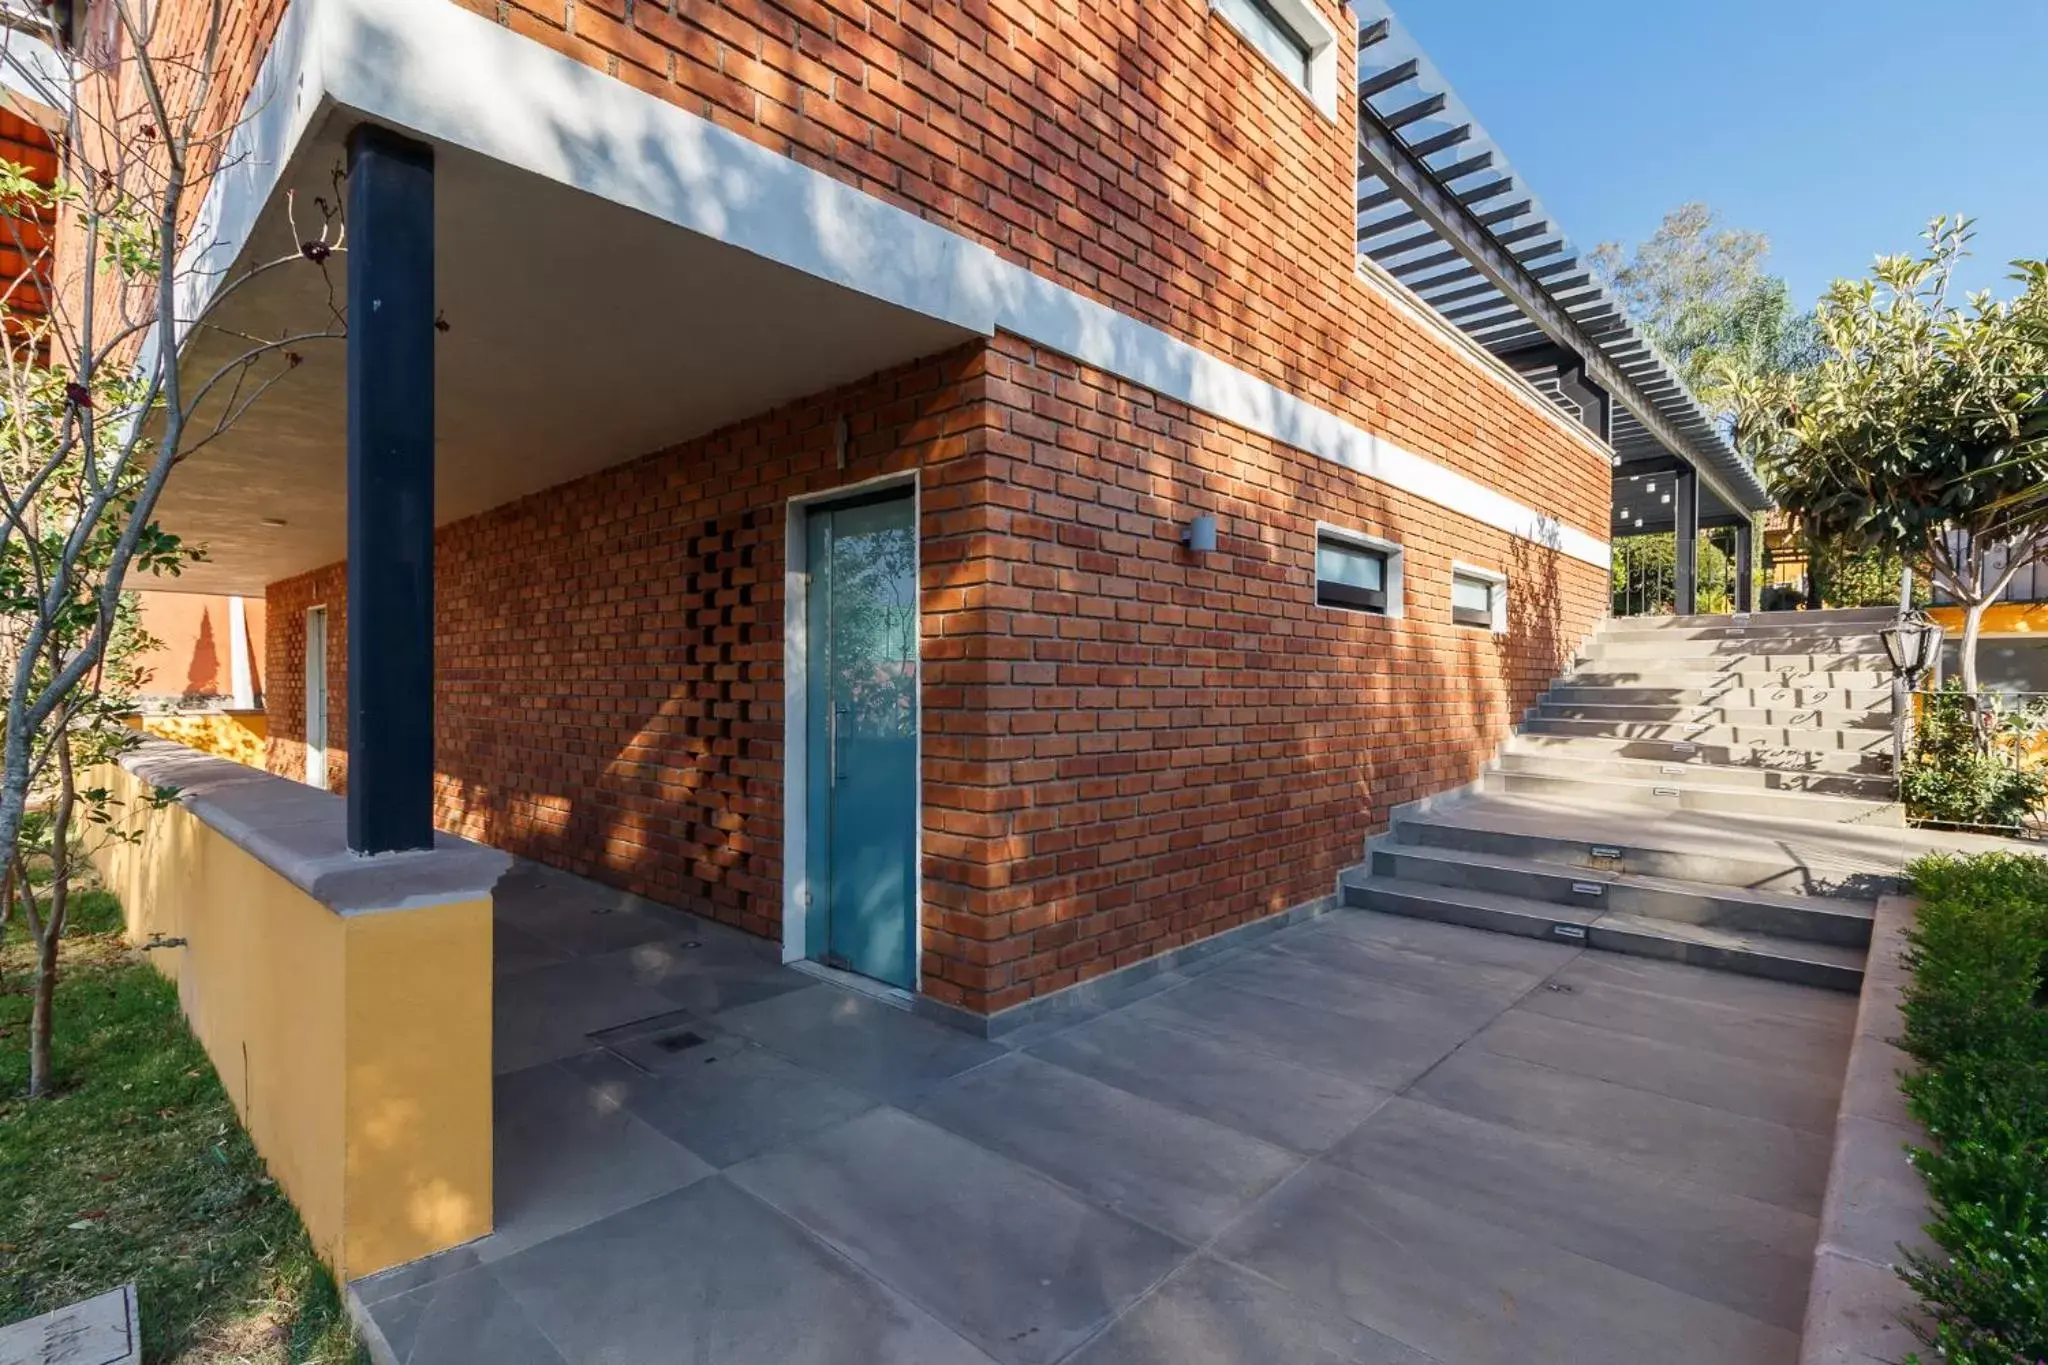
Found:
[351,857,1855,1365]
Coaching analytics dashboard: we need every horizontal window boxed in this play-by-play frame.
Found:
[1213,0,1312,86]
[1317,535,1388,614]
[1209,0,1338,116]
[1451,565,1507,633]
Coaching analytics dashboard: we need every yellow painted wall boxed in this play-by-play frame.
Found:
[1929,603,2048,636]
[134,711,268,768]
[92,762,492,1279]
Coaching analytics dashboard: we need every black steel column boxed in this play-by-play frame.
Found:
[1672,468,1699,616]
[345,125,436,854]
[1734,519,1756,613]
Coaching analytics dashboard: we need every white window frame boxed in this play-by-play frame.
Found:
[1209,0,1341,119]
[1451,562,1509,636]
[1315,523,1405,619]
[304,604,329,791]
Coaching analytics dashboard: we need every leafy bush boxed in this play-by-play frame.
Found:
[1901,683,2048,829]
[1898,852,2048,1363]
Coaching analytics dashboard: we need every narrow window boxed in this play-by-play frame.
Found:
[1213,0,1312,86]
[1451,565,1507,633]
[1317,535,1389,614]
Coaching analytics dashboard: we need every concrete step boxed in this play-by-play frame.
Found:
[1391,795,1910,898]
[1565,669,1889,692]
[1542,683,1892,711]
[1534,701,1891,730]
[1576,646,1888,672]
[1496,749,1895,800]
[1601,608,1897,633]
[1519,716,1892,753]
[1515,732,1875,773]
[1482,768,1906,826]
[1340,874,1866,991]
[1583,635,1886,661]
[1507,731,1889,777]
[1367,839,1875,947]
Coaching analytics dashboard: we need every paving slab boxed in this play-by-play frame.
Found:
[480,1061,713,1262]
[0,1285,137,1365]
[1130,979,1476,1092]
[1517,962,1854,1073]
[491,954,681,1075]
[727,1108,1187,1365]
[1472,1006,1845,1135]
[1548,949,1860,1029]
[561,1035,876,1169]
[713,984,1004,1104]
[1271,919,1553,1007]
[1190,950,1508,1035]
[912,1053,1303,1243]
[1409,1045,1833,1212]
[1329,1097,1820,1330]
[1026,1009,1392,1154]
[1213,1164,1800,1365]
[491,1178,997,1365]
[1064,1256,1438,1365]
[363,1266,566,1365]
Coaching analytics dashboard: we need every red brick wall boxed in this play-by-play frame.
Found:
[268,344,1004,941]
[266,335,1605,1014]
[920,334,1604,1011]
[440,0,1614,542]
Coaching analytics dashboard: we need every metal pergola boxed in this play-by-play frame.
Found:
[1352,2,1770,612]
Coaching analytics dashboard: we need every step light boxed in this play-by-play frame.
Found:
[1551,924,1588,941]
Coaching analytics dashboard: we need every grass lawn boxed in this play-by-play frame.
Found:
[1,893,364,1363]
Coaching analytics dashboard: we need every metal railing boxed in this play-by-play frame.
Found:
[1610,529,1743,618]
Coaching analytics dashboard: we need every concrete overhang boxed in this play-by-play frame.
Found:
[159,105,976,595]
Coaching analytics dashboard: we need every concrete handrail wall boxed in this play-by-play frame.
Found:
[91,739,509,1279]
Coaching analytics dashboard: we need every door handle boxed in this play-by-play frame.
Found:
[830,705,848,787]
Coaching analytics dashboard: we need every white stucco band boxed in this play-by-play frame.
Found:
[190,0,1611,572]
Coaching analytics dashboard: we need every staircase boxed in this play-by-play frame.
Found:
[1344,608,1909,991]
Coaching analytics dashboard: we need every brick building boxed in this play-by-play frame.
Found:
[113,0,1763,1029]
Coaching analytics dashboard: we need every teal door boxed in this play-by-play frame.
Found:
[804,489,919,989]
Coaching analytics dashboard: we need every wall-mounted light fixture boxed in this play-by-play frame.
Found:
[1181,514,1219,554]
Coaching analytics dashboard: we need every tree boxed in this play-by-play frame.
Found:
[0,3,346,1097]
[1592,202,1823,420]
[1730,220,2048,694]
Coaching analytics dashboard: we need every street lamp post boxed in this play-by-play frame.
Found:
[1879,609,1944,793]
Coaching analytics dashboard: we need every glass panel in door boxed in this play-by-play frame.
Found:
[803,490,918,988]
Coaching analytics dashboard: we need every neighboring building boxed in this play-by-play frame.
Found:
[130,592,265,709]
[128,592,270,768]
[68,0,1767,1274]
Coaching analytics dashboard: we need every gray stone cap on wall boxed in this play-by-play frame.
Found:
[1799,893,1933,1364]
[120,738,511,916]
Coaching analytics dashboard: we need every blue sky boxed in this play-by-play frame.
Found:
[1393,0,2048,310]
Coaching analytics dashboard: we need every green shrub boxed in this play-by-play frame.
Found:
[1898,852,2048,1363]
[1901,684,2048,829]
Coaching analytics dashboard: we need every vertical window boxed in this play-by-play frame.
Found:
[1451,565,1508,633]
[1213,0,1312,85]
[1316,529,1404,616]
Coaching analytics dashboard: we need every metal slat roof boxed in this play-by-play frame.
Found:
[1351,3,1769,514]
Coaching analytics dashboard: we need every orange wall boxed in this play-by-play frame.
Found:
[131,592,266,703]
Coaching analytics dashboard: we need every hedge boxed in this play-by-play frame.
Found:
[1899,852,2048,1362]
